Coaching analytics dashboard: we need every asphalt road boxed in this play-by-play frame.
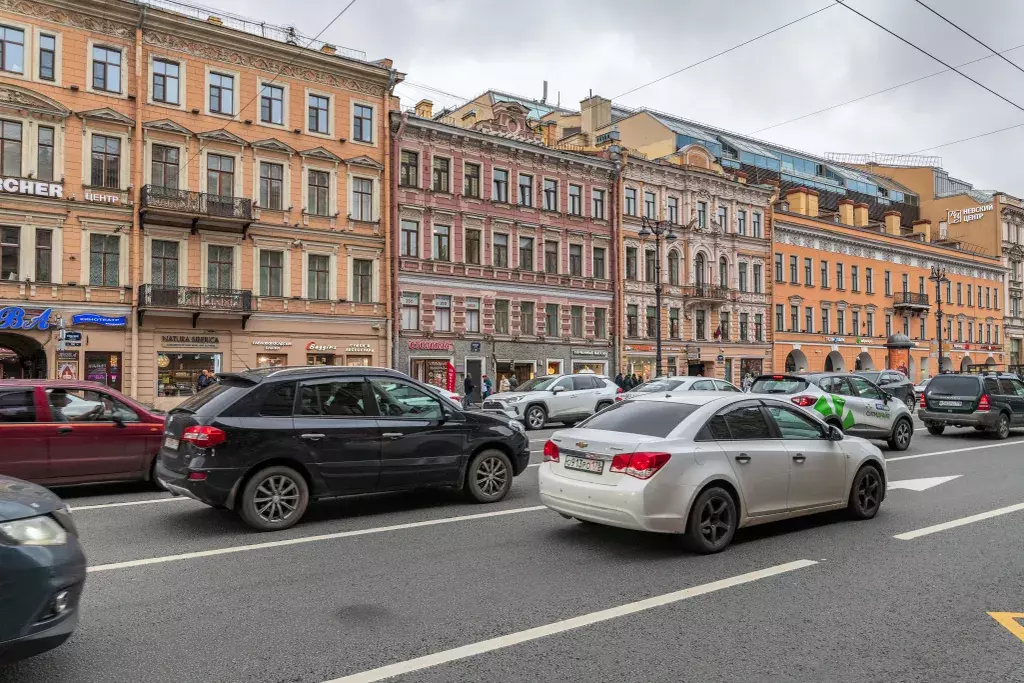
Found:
[4,418,1024,683]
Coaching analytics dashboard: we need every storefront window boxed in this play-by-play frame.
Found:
[410,358,448,388]
[346,356,371,366]
[547,360,563,375]
[307,354,335,366]
[157,352,221,397]
[257,353,288,369]
[572,361,607,374]
[85,352,122,391]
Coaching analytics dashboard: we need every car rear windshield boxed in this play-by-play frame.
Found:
[927,376,981,396]
[579,400,698,437]
[171,380,253,415]
[634,379,686,393]
[750,377,808,394]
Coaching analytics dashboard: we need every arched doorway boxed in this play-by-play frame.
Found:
[824,350,845,372]
[694,253,706,286]
[986,356,997,367]
[960,356,972,372]
[785,349,808,372]
[855,352,874,371]
[0,332,47,379]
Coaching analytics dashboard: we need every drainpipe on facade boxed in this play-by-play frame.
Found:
[130,6,147,399]
[382,69,398,369]
[391,112,407,369]
[610,147,623,375]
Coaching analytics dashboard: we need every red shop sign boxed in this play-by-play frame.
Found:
[409,340,454,351]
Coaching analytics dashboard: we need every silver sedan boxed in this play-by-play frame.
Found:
[538,393,887,553]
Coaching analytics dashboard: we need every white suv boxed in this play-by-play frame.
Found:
[483,374,620,430]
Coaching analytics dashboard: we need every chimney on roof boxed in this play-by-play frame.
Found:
[785,187,810,216]
[807,189,819,217]
[838,198,854,225]
[542,80,548,104]
[912,218,932,242]
[853,202,870,227]
[542,121,558,147]
[414,99,433,119]
[580,95,611,139]
[884,210,902,236]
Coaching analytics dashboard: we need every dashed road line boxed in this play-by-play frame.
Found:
[71,497,188,511]
[894,501,1024,540]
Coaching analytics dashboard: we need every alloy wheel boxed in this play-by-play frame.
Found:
[905,394,915,410]
[895,421,911,448]
[253,474,301,523]
[998,415,1010,439]
[699,495,732,545]
[855,469,881,515]
[527,407,545,429]
[475,456,508,497]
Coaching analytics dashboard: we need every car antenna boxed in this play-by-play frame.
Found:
[231,348,252,371]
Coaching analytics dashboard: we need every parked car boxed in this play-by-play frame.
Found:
[919,373,1024,439]
[914,377,931,398]
[855,370,916,409]
[616,376,741,402]
[156,366,531,531]
[749,373,914,451]
[0,475,85,663]
[538,394,887,553]
[0,381,166,487]
[482,374,620,429]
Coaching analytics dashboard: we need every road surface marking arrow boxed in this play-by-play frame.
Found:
[887,475,961,491]
[988,612,1024,642]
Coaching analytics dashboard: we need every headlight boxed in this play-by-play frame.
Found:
[505,395,524,403]
[0,515,68,546]
[508,419,525,433]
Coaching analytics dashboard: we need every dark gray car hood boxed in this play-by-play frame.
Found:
[0,475,63,522]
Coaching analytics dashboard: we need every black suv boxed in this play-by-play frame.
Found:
[919,373,1024,439]
[156,367,531,530]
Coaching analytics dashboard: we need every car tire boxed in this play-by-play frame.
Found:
[595,401,612,412]
[926,424,945,435]
[847,465,883,520]
[238,465,309,531]
[904,393,915,410]
[887,417,913,451]
[992,413,1011,440]
[684,486,737,554]
[525,405,547,430]
[465,450,513,503]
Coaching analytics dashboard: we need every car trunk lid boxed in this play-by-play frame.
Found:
[924,376,982,414]
[548,428,663,486]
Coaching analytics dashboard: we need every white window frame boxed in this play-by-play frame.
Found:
[516,171,534,207]
[83,127,131,191]
[567,241,585,277]
[199,234,242,290]
[349,99,377,146]
[27,223,62,285]
[492,230,510,268]
[400,292,421,330]
[301,245,338,300]
[143,136,189,190]
[346,246,380,304]
[541,176,559,212]
[591,187,606,219]
[252,238,292,297]
[398,147,421,189]
[0,19,30,82]
[80,220,129,288]
[543,236,562,275]
[143,229,190,287]
[146,52,185,110]
[251,153,292,212]
[86,40,127,97]
[256,77,290,130]
[0,111,64,180]
[204,66,241,120]
[33,26,62,86]
[491,167,510,203]
[429,153,452,194]
[199,147,244,197]
[304,88,334,138]
[301,162,338,217]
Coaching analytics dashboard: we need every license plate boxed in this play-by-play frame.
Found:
[937,401,963,407]
[564,455,603,474]
[163,437,180,450]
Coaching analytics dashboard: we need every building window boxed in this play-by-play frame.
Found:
[755,313,763,341]
[152,59,179,104]
[34,229,52,284]
[820,260,829,288]
[351,177,373,221]
[919,317,926,340]
[866,267,874,294]
[353,104,374,143]
[89,233,119,286]
[885,270,892,296]
[669,251,680,285]
[595,307,607,339]
[624,188,637,216]
[803,258,812,286]
[514,173,532,206]
[851,266,860,292]
[259,84,284,124]
[696,309,707,340]
[92,46,121,92]
[519,301,533,335]
[150,144,181,191]
[805,307,814,334]
[307,170,330,216]
[627,305,638,337]
[866,312,874,337]
[986,287,992,308]
[752,212,762,237]
[644,191,657,219]
[545,304,559,336]
[208,72,233,115]
[399,150,418,187]
[570,306,583,337]
[774,253,783,282]
[836,263,845,290]
[739,262,748,292]
[259,249,282,296]
[307,253,330,300]
[740,312,749,341]
[837,310,845,336]
[646,306,657,339]
[569,185,582,216]
[464,163,481,198]
[39,34,56,81]
[0,227,18,281]
[789,255,798,284]
[493,233,508,268]
[853,311,861,335]
[36,126,54,182]
[207,244,233,290]
[543,179,558,211]
[400,220,419,257]
[886,314,892,337]
[668,197,679,224]
[717,205,728,231]
[433,225,450,261]
[593,247,606,279]
[775,304,784,332]
[753,264,763,293]
[401,294,420,330]
[465,228,481,265]
[206,153,234,196]
[737,209,746,235]
[919,276,926,295]
[903,315,910,336]
[308,94,329,134]
[626,247,637,280]
[258,161,283,210]
[821,309,830,334]
[519,236,535,270]
[494,300,509,334]
[670,308,680,338]
[957,320,963,341]
[493,169,509,203]
[569,244,582,276]
[432,157,450,193]
[593,189,606,219]
[0,26,23,75]
[968,285,973,306]
[901,273,909,293]
[944,280,951,305]
[720,257,729,288]
[645,249,657,283]
[352,259,373,303]
[465,298,480,333]
[91,135,120,189]
[151,239,178,287]
[791,305,800,332]
[697,201,708,229]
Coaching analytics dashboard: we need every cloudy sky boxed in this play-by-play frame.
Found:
[208,0,1024,193]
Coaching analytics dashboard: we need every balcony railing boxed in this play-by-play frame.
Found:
[681,284,731,301]
[141,185,252,221]
[893,291,930,308]
[139,285,252,313]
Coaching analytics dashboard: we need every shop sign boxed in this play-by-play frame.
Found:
[59,330,82,347]
[56,350,79,361]
[400,294,419,306]
[624,345,653,353]
[572,349,608,357]
[409,340,454,351]
[161,334,220,348]
[824,336,846,343]
[948,204,992,225]
[717,354,725,362]
[72,313,127,327]
[84,189,122,205]
[0,307,52,330]
[0,177,63,198]
[252,340,293,349]
[465,299,480,310]
[686,346,700,360]
[345,343,372,353]
[306,341,338,352]
[470,341,481,352]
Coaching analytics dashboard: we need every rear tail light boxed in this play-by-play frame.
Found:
[182,425,227,447]
[543,440,559,462]
[791,395,816,407]
[187,471,208,481]
[616,386,623,394]
[978,394,991,411]
[609,452,671,479]
[615,395,624,402]
[919,392,927,409]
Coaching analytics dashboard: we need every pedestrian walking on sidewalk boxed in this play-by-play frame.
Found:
[463,374,474,409]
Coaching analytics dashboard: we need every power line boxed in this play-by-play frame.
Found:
[910,121,1024,154]
[399,80,472,104]
[911,0,1024,77]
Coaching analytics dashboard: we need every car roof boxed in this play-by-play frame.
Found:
[631,392,739,407]
[222,365,405,383]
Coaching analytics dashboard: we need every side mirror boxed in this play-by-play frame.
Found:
[552,386,565,394]
[827,425,844,441]
[881,391,891,403]
[112,413,126,428]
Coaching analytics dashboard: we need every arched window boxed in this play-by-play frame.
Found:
[719,256,728,288]
[694,253,706,286]
[668,251,680,285]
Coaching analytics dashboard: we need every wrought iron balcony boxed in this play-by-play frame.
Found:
[140,185,253,233]
[681,284,731,302]
[893,291,930,309]
[139,285,253,327]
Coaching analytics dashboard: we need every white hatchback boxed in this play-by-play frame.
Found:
[538,393,887,553]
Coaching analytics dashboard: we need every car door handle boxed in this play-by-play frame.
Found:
[300,433,325,440]
[734,454,751,464]
[792,454,806,464]
[56,426,73,435]
[382,432,403,438]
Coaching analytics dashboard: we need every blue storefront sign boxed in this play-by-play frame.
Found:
[72,313,127,327]
[0,307,52,330]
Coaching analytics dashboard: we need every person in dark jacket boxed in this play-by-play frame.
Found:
[197,368,217,391]
[614,373,624,389]
[463,374,474,409]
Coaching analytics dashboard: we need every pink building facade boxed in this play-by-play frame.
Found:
[390,102,617,398]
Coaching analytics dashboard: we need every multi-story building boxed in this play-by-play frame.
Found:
[1000,195,1024,366]
[0,0,398,408]
[391,99,616,397]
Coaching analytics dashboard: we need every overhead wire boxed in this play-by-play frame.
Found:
[911,0,1024,77]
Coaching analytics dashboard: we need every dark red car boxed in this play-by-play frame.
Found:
[0,380,165,486]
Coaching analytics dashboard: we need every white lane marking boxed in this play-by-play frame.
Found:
[87,505,546,573]
[70,497,188,511]
[894,502,1024,540]
[324,559,819,683]
[887,475,962,492]
[888,440,1023,462]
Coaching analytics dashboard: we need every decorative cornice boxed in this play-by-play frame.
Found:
[251,137,297,154]
[344,154,385,171]
[143,119,194,136]
[300,146,343,163]
[197,128,247,146]
[0,0,133,39]
[0,84,71,119]
[77,107,135,126]
[397,273,614,302]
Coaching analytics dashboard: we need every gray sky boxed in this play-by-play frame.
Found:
[209,0,1024,194]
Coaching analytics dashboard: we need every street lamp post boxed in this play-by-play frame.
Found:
[930,266,949,374]
[639,216,677,377]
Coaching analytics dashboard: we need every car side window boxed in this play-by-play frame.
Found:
[831,378,855,396]
[46,388,140,423]
[297,379,368,417]
[0,389,36,423]
[370,379,444,420]
[996,379,1016,396]
[572,376,595,391]
[766,405,825,440]
[260,382,297,417]
[715,380,740,392]
[699,414,732,440]
[722,405,773,440]
[552,377,573,391]
[691,380,715,390]
[848,377,883,401]
[984,377,1000,395]
[1011,379,1024,397]
[818,378,836,393]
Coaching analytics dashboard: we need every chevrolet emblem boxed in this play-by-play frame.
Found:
[575,441,589,449]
